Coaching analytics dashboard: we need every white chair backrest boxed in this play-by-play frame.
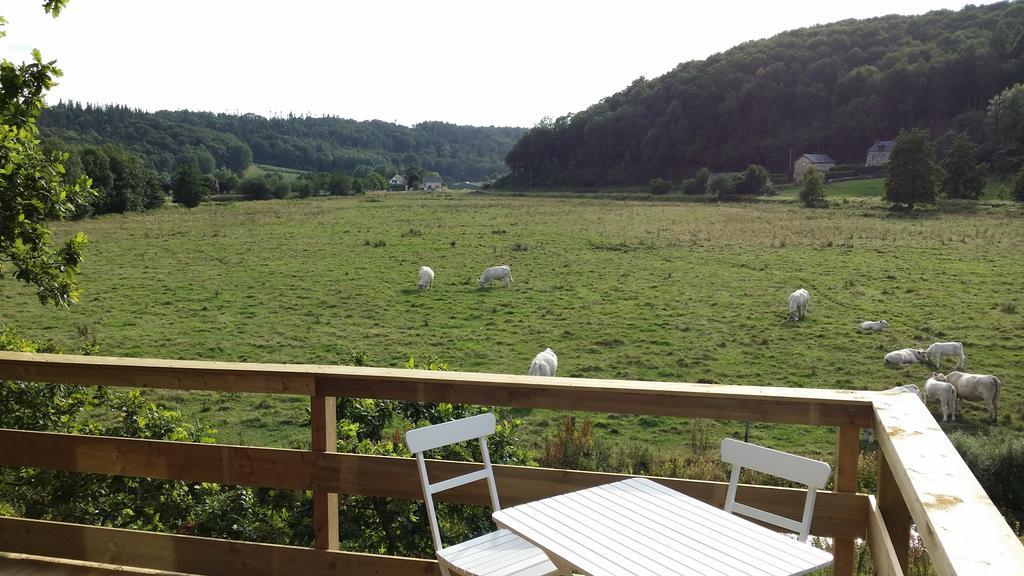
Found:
[405,413,501,552]
[720,438,832,542]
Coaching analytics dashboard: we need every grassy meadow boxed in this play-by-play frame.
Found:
[2,190,1023,462]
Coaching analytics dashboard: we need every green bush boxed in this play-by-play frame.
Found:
[171,164,208,208]
[734,165,774,196]
[1013,164,1024,202]
[649,177,671,195]
[693,167,711,194]
[239,173,290,201]
[951,432,1024,532]
[800,167,827,207]
[710,174,739,198]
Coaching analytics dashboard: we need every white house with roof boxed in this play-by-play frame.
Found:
[793,153,836,183]
[388,174,407,191]
[422,175,444,191]
[866,140,894,166]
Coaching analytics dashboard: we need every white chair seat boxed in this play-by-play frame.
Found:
[438,528,558,576]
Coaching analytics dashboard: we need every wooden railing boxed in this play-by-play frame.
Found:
[0,351,1020,575]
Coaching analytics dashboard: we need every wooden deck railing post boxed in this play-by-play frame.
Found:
[877,450,910,574]
[311,393,339,550]
[832,425,860,576]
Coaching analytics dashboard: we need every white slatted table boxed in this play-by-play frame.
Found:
[492,477,833,576]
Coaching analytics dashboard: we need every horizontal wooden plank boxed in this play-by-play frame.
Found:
[0,517,438,576]
[866,495,905,576]
[0,430,866,539]
[323,453,868,539]
[0,552,191,576]
[0,352,875,426]
[0,352,315,395]
[0,429,313,490]
[873,392,1024,575]
[314,371,874,427]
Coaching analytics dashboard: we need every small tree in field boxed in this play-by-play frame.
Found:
[884,128,936,210]
[800,167,827,207]
[734,164,773,196]
[171,164,206,208]
[940,133,987,200]
[649,177,671,195]
[681,167,710,195]
[1013,164,1024,202]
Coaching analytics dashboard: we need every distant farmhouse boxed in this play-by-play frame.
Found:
[793,153,836,183]
[423,175,444,191]
[388,174,408,191]
[865,140,894,166]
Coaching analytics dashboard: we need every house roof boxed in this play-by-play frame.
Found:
[801,154,836,164]
[423,175,443,184]
[868,140,894,153]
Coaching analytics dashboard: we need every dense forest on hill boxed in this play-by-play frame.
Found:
[38,104,524,181]
[504,1,1024,187]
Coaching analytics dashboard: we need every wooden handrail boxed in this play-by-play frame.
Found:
[0,351,1021,576]
[0,351,875,426]
[873,392,1024,575]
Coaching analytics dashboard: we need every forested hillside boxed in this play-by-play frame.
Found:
[504,2,1024,186]
[38,104,523,181]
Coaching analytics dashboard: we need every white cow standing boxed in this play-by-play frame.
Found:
[945,371,1001,425]
[926,341,965,370]
[923,373,958,423]
[528,348,558,377]
[787,288,809,321]
[883,348,928,367]
[478,265,512,288]
[417,266,434,291]
[859,320,890,331]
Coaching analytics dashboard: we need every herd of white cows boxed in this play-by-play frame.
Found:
[787,288,1002,426]
[414,275,1002,422]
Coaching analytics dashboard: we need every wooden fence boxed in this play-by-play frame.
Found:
[0,352,1020,575]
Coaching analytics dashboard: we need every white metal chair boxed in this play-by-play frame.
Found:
[405,413,561,576]
[720,437,832,542]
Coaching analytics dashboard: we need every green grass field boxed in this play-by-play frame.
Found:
[774,177,1014,201]
[2,192,1023,460]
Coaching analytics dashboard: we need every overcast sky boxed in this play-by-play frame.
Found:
[0,0,997,128]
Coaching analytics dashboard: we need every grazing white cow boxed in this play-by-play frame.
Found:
[859,320,890,331]
[417,266,434,291]
[923,373,958,423]
[527,348,558,377]
[926,341,965,369]
[787,288,809,321]
[478,265,512,288]
[945,371,1001,425]
[883,348,928,367]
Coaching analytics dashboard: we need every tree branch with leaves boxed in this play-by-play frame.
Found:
[1,0,94,307]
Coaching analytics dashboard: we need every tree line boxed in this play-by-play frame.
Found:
[501,2,1024,188]
[38,103,523,182]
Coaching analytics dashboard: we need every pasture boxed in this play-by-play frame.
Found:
[1,191,1022,459]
